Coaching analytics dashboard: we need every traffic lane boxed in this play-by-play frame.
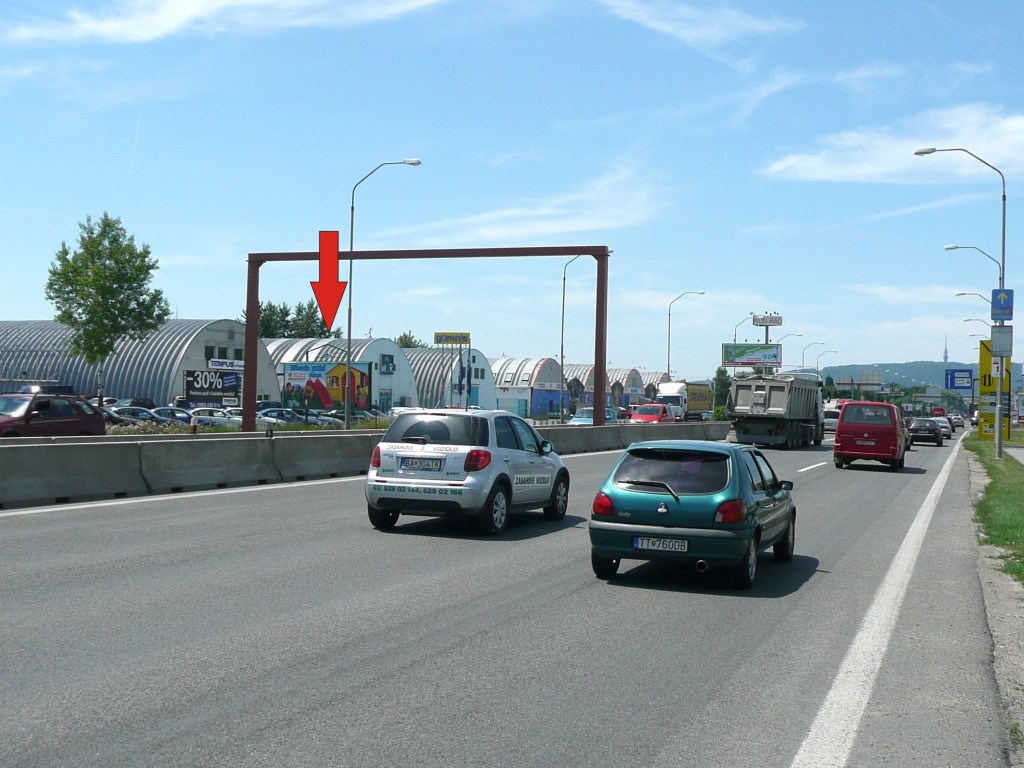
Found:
[0,441,998,767]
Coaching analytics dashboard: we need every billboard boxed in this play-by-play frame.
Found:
[721,343,782,367]
[945,368,974,390]
[281,361,373,411]
[184,369,242,408]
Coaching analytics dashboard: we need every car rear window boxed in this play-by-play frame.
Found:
[841,405,893,425]
[824,410,841,419]
[613,448,730,494]
[384,413,488,446]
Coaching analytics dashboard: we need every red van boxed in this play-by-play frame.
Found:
[833,400,906,471]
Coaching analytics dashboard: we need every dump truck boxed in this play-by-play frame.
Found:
[727,372,824,448]
[655,381,711,421]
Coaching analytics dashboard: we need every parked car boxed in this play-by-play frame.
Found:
[98,406,141,426]
[365,408,570,535]
[567,407,620,426]
[588,440,795,589]
[258,407,319,425]
[112,397,157,410]
[224,407,279,429]
[933,416,953,438]
[0,392,106,437]
[833,400,907,471]
[109,406,175,425]
[908,417,944,446]
[189,407,243,427]
[151,406,218,427]
[629,403,674,424]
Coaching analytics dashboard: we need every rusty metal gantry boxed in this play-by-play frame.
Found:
[242,245,611,431]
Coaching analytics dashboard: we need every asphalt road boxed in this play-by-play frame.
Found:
[0,430,1010,767]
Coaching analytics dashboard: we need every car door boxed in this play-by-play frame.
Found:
[509,416,557,505]
[751,450,791,541]
[740,449,786,542]
[492,415,545,506]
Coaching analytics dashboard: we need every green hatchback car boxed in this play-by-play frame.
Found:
[589,440,796,589]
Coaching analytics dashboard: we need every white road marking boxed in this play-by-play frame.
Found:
[799,461,828,472]
[788,441,962,768]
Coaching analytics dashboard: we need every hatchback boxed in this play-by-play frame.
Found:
[908,417,943,446]
[589,440,795,589]
[629,404,674,424]
[567,407,620,426]
[366,409,570,535]
[0,393,106,437]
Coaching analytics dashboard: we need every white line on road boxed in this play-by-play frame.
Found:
[788,440,962,768]
[799,461,828,473]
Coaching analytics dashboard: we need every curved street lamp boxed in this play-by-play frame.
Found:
[801,340,824,370]
[345,158,421,428]
[916,146,1007,457]
[733,311,754,343]
[667,290,705,378]
[956,291,992,305]
[816,349,837,376]
[963,317,992,330]
[945,245,1000,278]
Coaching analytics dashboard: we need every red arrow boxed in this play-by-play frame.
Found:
[311,230,347,330]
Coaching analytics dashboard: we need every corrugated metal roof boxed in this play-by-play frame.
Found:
[489,356,560,388]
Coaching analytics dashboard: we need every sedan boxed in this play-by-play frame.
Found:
[908,417,943,446]
[109,406,176,425]
[189,407,243,427]
[589,440,796,589]
[151,406,217,427]
[567,407,620,426]
[933,417,953,438]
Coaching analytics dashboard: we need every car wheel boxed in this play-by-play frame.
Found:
[834,457,844,469]
[735,536,758,589]
[477,483,509,535]
[897,455,905,470]
[591,551,620,579]
[937,437,943,447]
[773,512,795,562]
[367,505,399,530]
[543,474,569,520]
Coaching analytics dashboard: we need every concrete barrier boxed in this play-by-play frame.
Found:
[538,426,589,455]
[273,433,379,481]
[0,442,148,509]
[139,437,282,494]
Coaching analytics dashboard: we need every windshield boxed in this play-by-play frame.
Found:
[573,408,594,418]
[614,448,730,495]
[0,396,30,417]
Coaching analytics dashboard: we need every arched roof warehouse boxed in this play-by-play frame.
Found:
[0,319,279,406]
[404,347,497,410]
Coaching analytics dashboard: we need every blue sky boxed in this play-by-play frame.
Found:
[3,0,1022,382]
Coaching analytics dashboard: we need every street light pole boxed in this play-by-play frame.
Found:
[560,255,580,422]
[816,349,837,377]
[916,146,1007,457]
[945,244,1000,278]
[345,158,421,429]
[667,290,705,378]
[801,341,824,371]
[733,311,754,343]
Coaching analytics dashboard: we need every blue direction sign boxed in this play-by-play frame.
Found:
[992,288,1013,321]
[945,368,974,390]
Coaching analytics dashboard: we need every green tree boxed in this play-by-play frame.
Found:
[45,213,170,397]
[290,299,330,338]
[712,366,732,409]
[395,330,427,348]
[239,301,292,337]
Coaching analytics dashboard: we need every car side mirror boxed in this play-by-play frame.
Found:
[540,439,554,455]
[776,480,794,492]
[27,410,40,421]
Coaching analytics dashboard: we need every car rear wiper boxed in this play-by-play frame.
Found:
[401,436,428,444]
[619,478,679,502]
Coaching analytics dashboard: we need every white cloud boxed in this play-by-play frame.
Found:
[762,103,1024,183]
[834,64,906,90]
[848,283,979,307]
[3,0,447,44]
[387,165,664,247]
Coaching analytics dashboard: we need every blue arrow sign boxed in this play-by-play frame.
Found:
[992,288,1013,321]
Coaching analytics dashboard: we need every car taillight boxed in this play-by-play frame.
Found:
[370,446,381,468]
[464,449,492,472]
[715,499,745,524]
[592,492,615,516]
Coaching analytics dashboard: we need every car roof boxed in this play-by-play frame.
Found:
[390,408,518,418]
[623,439,740,456]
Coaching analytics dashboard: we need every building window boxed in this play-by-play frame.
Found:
[218,346,228,359]
[234,348,244,360]
[205,345,215,360]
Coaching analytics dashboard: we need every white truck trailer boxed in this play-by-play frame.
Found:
[728,373,824,448]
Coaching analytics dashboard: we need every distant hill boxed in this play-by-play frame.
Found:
[815,360,1022,391]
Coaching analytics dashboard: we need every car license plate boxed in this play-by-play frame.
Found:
[400,456,443,471]
[633,536,688,552]
[855,439,875,446]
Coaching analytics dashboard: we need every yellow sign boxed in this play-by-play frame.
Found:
[434,332,471,345]
[977,339,1010,440]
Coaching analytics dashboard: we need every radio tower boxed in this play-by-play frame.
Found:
[943,335,948,363]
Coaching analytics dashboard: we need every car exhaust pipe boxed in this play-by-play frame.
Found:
[695,560,709,573]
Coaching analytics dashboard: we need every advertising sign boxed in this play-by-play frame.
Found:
[282,361,373,411]
[434,332,471,345]
[184,369,241,408]
[752,314,783,327]
[721,343,782,367]
[977,339,1010,440]
[944,368,974,390]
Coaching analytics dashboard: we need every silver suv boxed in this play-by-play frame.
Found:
[365,409,570,535]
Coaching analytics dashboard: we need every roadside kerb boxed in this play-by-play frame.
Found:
[0,442,149,509]
[273,432,380,481]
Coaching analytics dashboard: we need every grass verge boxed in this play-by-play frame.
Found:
[964,427,1024,582]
